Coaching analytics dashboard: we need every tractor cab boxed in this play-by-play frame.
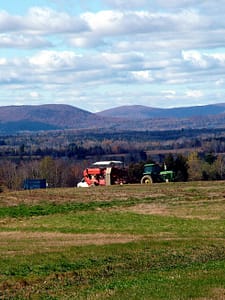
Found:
[141,163,174,184]
[143,164,161,176]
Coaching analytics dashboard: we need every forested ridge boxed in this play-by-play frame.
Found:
[1,104,225,132]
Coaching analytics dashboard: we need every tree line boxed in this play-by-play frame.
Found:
[0,151,225,191]
[1,128,225,190]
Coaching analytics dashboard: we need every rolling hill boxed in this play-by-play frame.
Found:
[0,104,106,133]
[0,103,225,133]
[96,104,225,119]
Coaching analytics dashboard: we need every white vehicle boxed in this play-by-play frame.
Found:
[77,178,89,188]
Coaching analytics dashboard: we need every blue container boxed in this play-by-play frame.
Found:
[23,179,46,190]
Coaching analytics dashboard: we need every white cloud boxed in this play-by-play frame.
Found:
[69,35,104,48]
[74,9,215,53]
[185,90,203,98]
[0,33,51,48]
[0,10,22,32]
[209,53,225,65]
[104,0,149,9]
[29,50,81,70]
[131,70,153,82]
[155,0,200,9]
[182,50,225,68]
[182,50,209,68]
[161,90,176,99]
[102,52,143,67]
[0,58,7,65]
[1,1,225,110]
[81,9,204,38]
[0,7,89,34]
[30,91,40,98]
[26,7,89,34]
[215,79,224,86]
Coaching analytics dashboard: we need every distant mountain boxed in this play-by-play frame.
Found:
[1,103,225,133]
[0,104,106,133]
[97,104,225,119]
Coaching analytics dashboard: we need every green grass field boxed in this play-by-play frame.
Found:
[0,181,225,299]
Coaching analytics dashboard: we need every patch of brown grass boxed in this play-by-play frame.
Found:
[1,181,225,207]
[0,231,144,256]
[116,203,222,220]
[197,288,225,299]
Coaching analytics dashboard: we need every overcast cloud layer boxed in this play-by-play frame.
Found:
[0,0,225,112]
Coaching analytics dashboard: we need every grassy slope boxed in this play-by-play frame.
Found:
[0,182,225,299]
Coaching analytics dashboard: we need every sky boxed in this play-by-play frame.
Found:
[1,0,225,112]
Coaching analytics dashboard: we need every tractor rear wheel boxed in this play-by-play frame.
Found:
[141,175,153,184]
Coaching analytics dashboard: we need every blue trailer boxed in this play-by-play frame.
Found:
[23,179,47,190]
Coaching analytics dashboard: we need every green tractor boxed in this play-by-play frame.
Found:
[140,163,174,184]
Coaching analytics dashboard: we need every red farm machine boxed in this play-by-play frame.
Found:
[77,161,127,187]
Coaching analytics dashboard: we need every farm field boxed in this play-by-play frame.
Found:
[0,182,225,299]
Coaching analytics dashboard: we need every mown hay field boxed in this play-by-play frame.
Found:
[0,181,225,299]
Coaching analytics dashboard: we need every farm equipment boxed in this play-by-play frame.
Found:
[140,163,174,184]
[77,161,127,187]
[23,179,47,190]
